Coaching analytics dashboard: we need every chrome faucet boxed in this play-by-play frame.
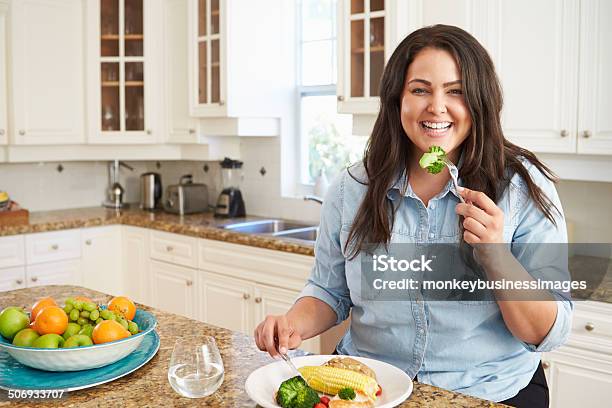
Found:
[303,195,323,205]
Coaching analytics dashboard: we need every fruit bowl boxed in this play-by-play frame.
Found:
[0,309,156,372]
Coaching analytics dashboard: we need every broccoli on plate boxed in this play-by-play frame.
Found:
[276,376,320,408]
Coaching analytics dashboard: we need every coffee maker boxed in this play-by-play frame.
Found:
[215,158,246,217]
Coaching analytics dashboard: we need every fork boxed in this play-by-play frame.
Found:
[442,157,465,203]
[279,351,304,380]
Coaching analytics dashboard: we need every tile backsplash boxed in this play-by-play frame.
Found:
[1,158,611,242]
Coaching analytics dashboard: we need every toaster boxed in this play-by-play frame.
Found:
[163,175,209,215]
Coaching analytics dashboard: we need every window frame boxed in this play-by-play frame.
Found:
[295,0,339,190]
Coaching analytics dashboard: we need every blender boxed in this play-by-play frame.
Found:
[214,158,246,217]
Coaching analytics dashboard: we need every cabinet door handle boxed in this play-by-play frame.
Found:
[560,129,568,138]
[186,280,193,287]
[188,128,196,134]
[583,130,592,138]
[0,129,5,136]
[218,100,225,106]
[51,244,59,251]
[166,245,174,252]
[254,297,262,304]
[542,361,550,369]
[18,129,25,135]
[585,322,595,332]
[31,277,38,282]
[337,95,344,101]
[15,279,23,285]
[242,293,250,300]
[146,129,152,135]
[85,239,92,246]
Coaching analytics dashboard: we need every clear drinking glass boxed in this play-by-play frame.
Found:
[168,335,224,398]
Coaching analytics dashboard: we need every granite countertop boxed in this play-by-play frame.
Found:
[0,285,504,407]
[0,207,315,256]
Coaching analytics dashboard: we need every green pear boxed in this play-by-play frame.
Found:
[63,334,93,348]
[12,328,40,347]
[0,307,30,340]
[32,334,65,348]
[62,323,81,340]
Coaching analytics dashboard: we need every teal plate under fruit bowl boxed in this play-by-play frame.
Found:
[0,329,159,391]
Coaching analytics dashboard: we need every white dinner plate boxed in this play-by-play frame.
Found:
[245,355,413,408]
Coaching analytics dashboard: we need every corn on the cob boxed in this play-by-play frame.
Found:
[298,365,378,398]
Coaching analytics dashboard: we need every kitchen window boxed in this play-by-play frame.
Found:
[297,0,367,186]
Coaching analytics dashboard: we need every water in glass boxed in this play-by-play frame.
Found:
[168,335,224,398]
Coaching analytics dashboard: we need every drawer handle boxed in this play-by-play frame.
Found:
[51,244,59,251]
[254,297,262,304]
[166,245,174,252]
[15,279,23,285]
[31,277,38,282]
[542,361,550,369]
[85,239,92,245]
[585,322,595,332]
[186,280,193,287]
[243,293,250,300]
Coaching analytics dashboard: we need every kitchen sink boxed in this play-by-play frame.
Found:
[272,226,319,242]
[219,219,319,243]
[220,219,313,234]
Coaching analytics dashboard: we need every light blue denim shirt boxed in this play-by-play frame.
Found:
[298,159,572,402]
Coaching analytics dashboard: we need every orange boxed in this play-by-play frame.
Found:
[107,296,136,321]
[30,297,57,323]
[74,296,94,304]
[92,320,131,344]
[34,306,68,335]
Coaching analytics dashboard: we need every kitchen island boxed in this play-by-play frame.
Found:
[0,285,505,407]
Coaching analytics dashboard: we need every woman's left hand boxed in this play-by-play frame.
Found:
[455,187,504,244]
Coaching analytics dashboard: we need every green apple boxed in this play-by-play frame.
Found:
[32,334,65,348]
[0,307,30,340]
[78,324,94,338]
[12,328,40,347]
[64,334,93,348]
[62,323,81,340]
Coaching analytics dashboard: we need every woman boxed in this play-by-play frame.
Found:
[254,25,571,407]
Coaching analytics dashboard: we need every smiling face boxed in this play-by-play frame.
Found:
[400,47,472,162]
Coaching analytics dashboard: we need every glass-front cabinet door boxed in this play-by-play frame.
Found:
[89,0,155,142]
[189,0,225,116]
[337,0,388,114]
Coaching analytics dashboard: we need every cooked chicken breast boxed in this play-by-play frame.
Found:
[323,357,377,381]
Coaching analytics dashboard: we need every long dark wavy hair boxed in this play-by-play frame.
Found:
[345,24,559,259]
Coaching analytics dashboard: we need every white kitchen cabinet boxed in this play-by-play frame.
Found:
[164,0,199,143]
[10,0,85,145]
[186,0,283,136]
[150,230,198,269]
[0,0,7,145]
[81,226,123,296]
[198,270,253,334]
[336,0,414,114]
[0,234,25,269]
[85,0,163,144]
[25,229,81,265]
[542,301,612,407]
[149,259,196,319]
[0,266,26,292]
[576,0,612,154]
[122,226,150,305]
[25,259,81,288]
[493,0,580,153]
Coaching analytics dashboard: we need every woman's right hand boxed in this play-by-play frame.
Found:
[254,314,303,358]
